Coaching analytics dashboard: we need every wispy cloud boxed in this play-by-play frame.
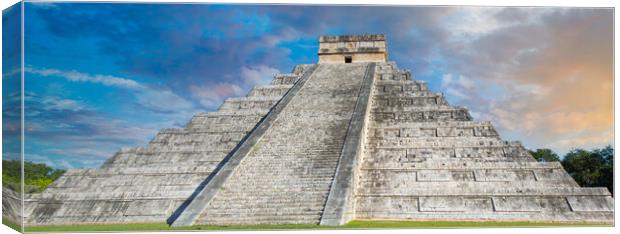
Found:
[240,65,280,85]
[440,73,477,101]
[190,83,243,109]
[23,92,163,169]
[436,8,612,154]
[26,67,143,89]
[26,67,195,113]
[22,68,197,168]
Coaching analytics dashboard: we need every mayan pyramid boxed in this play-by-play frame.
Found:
[4,34,613,227]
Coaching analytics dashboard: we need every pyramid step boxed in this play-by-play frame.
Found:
[270,74,300,85]
[196,215,320,225]
[247,84,293,97]
[357,187,611,196]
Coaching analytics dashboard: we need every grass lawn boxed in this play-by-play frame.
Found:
[344,220,611,228]
[18,219,611,232]
[3,217,22,232]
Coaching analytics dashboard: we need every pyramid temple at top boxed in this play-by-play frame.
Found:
[3,34,613,227]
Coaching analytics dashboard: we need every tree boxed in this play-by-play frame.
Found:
[562,149,603,186]
[2,160,66,193]
[593,146,613,195]
[529,148,560,162]
[528,146,613,196]
[561,146,613,195]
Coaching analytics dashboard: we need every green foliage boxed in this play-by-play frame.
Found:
[595,146,614,196]
[561,146,614,194]
[2,160,21,182]
[529,146,613,195]
[529,148,560,162]
[1,160,22,192]
[2,160,66,193]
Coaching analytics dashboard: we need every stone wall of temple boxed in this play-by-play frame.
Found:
[318,34,388,64]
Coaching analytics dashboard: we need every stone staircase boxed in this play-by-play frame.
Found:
[21,65,314,225]
[354,62,614,223]
[193,63,373,225]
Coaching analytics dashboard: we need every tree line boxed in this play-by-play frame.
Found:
[2,160,66,193]
[529,145,613,195]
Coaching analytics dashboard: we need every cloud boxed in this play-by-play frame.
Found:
[443,8,506,39]
[40,96,86,111]
[29,3,299,92]
[2,68,22,78]
[440,74,477,101]
[548,129,614,150]
[21,68,197,168]
[190,83,243,109]
[26,67,143,89]
[23,92,162,169]
[26,153,101,169]
[190,65,280,109]
[240,65,280,85]
[135,88,194,113]
[430,8,613,155]
[26,67,194,113]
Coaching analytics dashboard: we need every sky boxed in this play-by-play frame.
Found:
[1,3,613,169]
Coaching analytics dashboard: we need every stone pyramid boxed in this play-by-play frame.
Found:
[8,34,613,227]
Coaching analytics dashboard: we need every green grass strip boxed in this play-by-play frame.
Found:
[3,217,23,232]
[344,220,610,228]
[19,219,611,232]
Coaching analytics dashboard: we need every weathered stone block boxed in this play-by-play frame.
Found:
[567,196,614,212]
[419,197,493,212]
[493,197,542,212]
[417,170,451,181]
[474,170,518,181]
